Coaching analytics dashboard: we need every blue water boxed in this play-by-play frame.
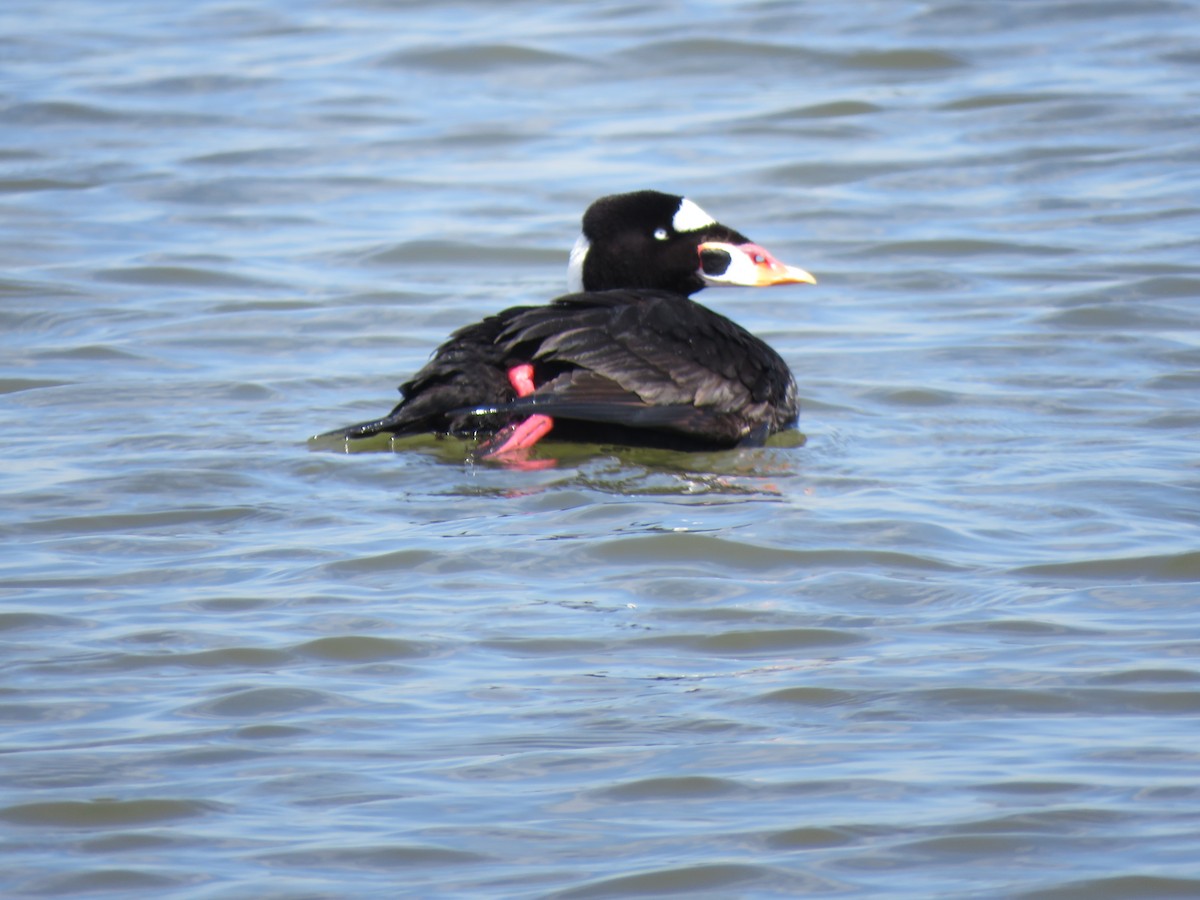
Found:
[3,1,1200,897]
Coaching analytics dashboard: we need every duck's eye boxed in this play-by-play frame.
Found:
[653,228,669,241]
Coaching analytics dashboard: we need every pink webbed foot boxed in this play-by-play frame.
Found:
[475,363,555,465]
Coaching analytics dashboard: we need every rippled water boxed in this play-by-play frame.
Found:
[4,1,1200,897]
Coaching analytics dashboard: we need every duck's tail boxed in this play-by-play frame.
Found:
[314,404,419,441]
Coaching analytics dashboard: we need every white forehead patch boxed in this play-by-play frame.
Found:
[566,232,590,293]
[672,198,717,234]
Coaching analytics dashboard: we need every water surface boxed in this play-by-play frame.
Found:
[3,1,1200,897]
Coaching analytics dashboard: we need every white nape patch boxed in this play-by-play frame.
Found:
[672,198,717,233]
[566,232,590,293]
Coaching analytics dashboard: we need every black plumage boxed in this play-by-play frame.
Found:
[320,190,814,455]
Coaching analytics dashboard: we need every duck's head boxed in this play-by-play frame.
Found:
[567,189,816,296]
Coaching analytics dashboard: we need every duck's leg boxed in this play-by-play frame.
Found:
[476,364,554,457]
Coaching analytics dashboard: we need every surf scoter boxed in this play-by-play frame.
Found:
[320,190,815,456]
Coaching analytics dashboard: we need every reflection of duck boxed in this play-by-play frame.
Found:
[321,190,815,457]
